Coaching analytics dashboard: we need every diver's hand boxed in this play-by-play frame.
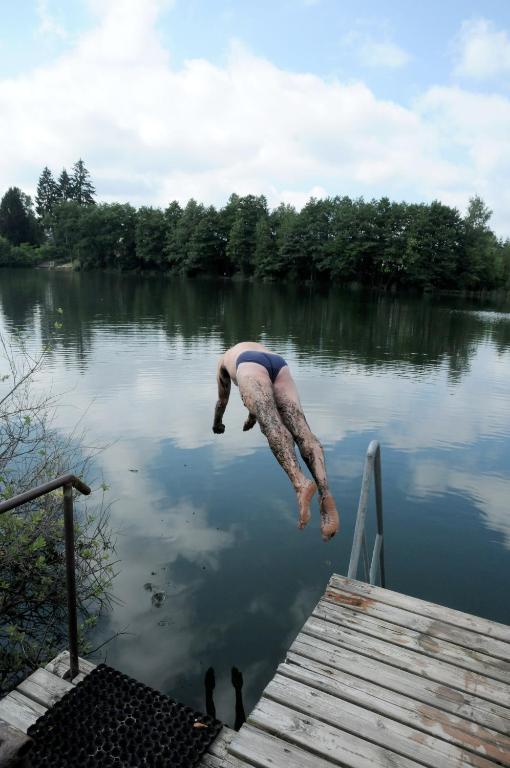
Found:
[243,415,256,431]
[213,423,225,434]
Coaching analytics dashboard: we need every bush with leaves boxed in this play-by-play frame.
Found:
[0,329,115,694]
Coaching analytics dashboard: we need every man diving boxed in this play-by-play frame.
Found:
[212,341,340,541]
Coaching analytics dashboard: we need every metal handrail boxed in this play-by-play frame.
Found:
[0,474,91,680]
[347,441,386,587]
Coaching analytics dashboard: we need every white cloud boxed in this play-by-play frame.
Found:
[454,18,510,79]
[412,462,510,549]
[0,4,509,235]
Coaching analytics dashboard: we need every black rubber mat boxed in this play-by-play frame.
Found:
[26,664,222,767]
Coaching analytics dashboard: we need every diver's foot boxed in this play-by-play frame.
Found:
[320,494,340,541]
[231,666,243,691]
[297,481,317,529]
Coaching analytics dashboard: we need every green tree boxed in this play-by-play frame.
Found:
[169,199,206,273]
[163,201,183,269]
[135,207,167,269]
[298,198,336,281]
[275,203,305,279]
[320,196,359,281]
[51,201,83,260]
[71,159,96,205]
[58,169,73,202]
[0,187,39,246]
[461,196,498,288]
[402,202,463,288]
[253,216,276,278]
[35,167,59,219]
[373,199,409,289]
[75,203,136,269]
[226,195,268,275]
[187,207,224,275]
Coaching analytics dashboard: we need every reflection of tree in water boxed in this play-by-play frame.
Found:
[492,318,510,356]
[0,270,509,381]
[160,280,508,381]
[204,666,246,731]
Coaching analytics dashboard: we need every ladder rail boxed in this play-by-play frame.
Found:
[347,440,386,587]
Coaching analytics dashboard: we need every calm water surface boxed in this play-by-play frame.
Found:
[1,270,510,725]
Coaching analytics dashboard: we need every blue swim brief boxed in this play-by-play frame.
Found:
[236,351,288,384]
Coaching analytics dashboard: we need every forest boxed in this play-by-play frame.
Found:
[1,160,509,290]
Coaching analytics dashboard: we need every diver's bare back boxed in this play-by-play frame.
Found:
[220,341,272,383]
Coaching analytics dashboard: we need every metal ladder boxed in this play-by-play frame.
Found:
[347,440,386,587]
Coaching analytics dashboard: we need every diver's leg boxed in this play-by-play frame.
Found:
[273,367,339,540]
[237,365,316,528]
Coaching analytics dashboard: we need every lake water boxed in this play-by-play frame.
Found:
[1,269,509,726]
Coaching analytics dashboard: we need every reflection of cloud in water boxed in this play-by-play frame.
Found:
[412,461,510,549]
[102,568,220,694]
[281,585,322,650]
[92,437,237,688]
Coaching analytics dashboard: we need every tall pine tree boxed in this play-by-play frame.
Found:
[71,159,96,205]
[58,169,73,202]
[35,167,59,218]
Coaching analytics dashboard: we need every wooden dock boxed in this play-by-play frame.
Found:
[1,575,509,767]
[229,575,510,767]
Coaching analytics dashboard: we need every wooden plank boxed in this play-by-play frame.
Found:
[265,674,500,767]
[202,725,248,767]
[230,724,338,768]
[0,718,33,765]
[290,634,510,734]
[45,650,96,682]
[281,655,510,766]
[199,755,225,768]
[247,698,423,767]
[302,615,510,706]
[208,727,235,759]
[329,575,510,647]
[0,691,45,734]
[325,585,510,663]
[197,726,245,768]
[315,598,510,684]
[200,752,249,768]
[8,691,47,720]
[17,668,73,708]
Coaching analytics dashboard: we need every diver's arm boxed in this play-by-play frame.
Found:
[213,359,231,434]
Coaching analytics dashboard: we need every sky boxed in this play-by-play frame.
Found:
[0,0,509,235]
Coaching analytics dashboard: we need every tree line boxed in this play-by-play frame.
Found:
[1,160,509,290]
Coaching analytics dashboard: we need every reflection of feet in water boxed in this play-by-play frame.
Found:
[204,667,216,719]
[297,480,317,529]
[232,667,246,731]
[204,666,246,730]
[319,494,340,541]
[231,666,243,691]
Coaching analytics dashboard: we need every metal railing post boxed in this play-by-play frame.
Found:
[347,444,375,580]
[347,440,386,587]
[373,445,386,588]
[63,483,79,680]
